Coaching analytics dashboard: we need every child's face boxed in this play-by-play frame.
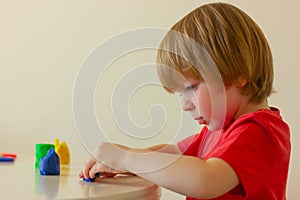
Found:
[175,76,241,130]
[175,77,212,126]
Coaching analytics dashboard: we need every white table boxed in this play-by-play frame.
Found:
[0,155,161,200]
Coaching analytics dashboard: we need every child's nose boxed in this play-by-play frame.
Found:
[181,98,195,112]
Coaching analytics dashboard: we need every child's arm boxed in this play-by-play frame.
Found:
[125,148,239,199]
[146,144,182,154]
[81,142,239,199]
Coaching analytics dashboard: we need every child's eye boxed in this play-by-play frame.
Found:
[186,84,199,91]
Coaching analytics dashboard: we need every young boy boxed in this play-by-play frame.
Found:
[79,3,291,199]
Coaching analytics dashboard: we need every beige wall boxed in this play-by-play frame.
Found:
[0,0,299,199]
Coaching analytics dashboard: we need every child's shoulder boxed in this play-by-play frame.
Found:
[229,107,289,137]
[237,107,284,124]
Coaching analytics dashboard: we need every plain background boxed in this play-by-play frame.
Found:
[0,0,299,199]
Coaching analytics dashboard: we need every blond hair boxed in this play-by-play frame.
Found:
[156,2,273,103]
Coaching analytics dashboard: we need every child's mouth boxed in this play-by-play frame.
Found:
[195,117,207,125]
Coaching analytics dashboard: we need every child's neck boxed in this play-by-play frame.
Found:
[234,99,269,120]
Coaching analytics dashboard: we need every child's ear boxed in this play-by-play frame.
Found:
[234,76,247,88]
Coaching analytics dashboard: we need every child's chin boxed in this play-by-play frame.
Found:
[207,121,223,131]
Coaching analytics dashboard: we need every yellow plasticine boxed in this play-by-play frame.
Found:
[54,138,70,164]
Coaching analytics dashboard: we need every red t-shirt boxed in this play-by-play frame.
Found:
[178,107,291,200]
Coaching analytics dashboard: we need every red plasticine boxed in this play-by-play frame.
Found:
[0,153,17,158]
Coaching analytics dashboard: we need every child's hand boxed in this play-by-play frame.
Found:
[79,142,129,179]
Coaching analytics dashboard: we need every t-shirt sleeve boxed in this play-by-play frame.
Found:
[177,127,207,156]
[177,134,198,154]
[211,122,276,197]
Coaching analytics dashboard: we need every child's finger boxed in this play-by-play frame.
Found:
[89,162,124,178]
[82,155,96,178]
[101,172,117,178]
[89,162,106,178]
[78,170,83,178]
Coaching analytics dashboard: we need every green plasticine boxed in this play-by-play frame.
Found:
[35,144,55,169]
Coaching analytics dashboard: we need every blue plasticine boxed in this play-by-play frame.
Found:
[82,173,101,182]
[0,157,15,162]
[39,148,60,175]
[82,177,96,182]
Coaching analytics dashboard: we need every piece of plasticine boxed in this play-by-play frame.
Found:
[39,148,60,175]
[0,153,17,158]
[54,138,70,164]
[0,157,15,162]
[82,173,101,182]
[35,144,55,169]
